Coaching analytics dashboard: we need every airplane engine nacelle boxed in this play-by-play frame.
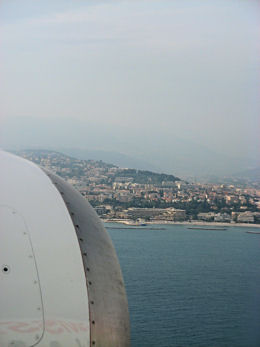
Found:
[0,150,130,347]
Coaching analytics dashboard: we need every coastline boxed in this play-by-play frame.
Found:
[102,219,260,228]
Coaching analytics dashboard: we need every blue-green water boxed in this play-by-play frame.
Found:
[107,224,260,347]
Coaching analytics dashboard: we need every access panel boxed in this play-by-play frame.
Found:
[0,206,44,346]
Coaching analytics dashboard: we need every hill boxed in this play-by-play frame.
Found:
[235,166,260,180]
[13,149,180,185]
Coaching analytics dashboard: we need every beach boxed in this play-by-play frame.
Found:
[103,219,260,228]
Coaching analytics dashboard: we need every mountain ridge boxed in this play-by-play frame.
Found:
[12,149,181,184]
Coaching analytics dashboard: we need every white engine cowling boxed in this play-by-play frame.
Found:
[0,150,130,347]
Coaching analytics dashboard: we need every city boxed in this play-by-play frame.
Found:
[17,149,260,225]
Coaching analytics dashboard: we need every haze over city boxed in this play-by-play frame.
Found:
[0,0,259,177]
[1,3,260,347]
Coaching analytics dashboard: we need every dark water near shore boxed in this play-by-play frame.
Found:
[107,224,260,347]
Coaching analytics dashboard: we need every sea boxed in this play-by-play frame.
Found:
[106,223,260,347]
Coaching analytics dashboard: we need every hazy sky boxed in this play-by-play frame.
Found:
[0,0,259,172]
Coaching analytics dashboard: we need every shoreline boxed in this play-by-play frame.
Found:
[102,219,260,228]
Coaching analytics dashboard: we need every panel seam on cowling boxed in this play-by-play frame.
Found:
[43,169,93,346]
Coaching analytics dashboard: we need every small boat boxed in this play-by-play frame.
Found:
[106,226,166,230]
[246,231,260,234]
[188,227,227,231]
